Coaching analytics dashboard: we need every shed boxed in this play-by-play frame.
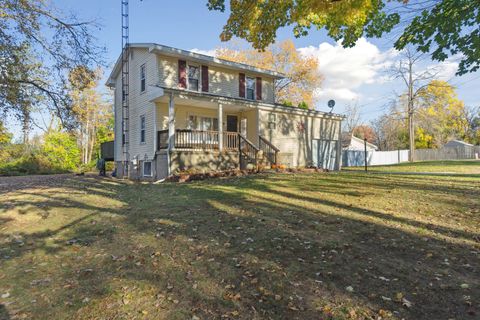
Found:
[341,133,378,151]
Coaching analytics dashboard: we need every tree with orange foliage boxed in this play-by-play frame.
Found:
[216,40,322,108]
[353,125,377,144]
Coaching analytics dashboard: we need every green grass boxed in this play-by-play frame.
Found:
[0,165,479,319]
[345,160,480,174]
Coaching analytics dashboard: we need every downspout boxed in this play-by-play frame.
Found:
[337,118,343,171]
[152,102,157,179]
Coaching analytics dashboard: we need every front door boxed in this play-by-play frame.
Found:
[226,115,238,132]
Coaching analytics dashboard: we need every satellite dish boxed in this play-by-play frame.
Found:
[328,100,335,108]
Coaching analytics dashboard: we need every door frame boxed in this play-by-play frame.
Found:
[226,114,239,132]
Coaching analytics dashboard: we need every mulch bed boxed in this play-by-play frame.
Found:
[166,167,328,183]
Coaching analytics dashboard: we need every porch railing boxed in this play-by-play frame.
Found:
[259,136,280,165]
[239,134,259,168]
[176,129,219,149]
[157,129,239,151]
[224,131,239,150]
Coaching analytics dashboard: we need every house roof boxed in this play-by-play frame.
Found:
[341,132,378,150]
[445,139,474,147]
[106,43,285,87]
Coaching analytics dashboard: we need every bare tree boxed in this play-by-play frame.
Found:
[389,47,440,161]
[342,101,361,134]
[463,106,480,144]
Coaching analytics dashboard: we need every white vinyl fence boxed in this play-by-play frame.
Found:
[342,150,409,167]
[342,146,480,167]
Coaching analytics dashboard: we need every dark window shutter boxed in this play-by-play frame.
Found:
[256,77,262,100]
[201,65,209,92]
[239,73,245,98]
[178,60,187,89]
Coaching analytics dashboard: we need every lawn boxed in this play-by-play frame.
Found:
[0,164,479,319]
[344,160,480,174]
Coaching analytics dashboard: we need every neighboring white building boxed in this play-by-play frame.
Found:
[106,43,344,180]
[341,133,378,151]
[444,139,474,149]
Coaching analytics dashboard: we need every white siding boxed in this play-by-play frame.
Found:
[258,109,341,167]
[156,54,275,104]
[113,48,158,163]
[113,71,123,161]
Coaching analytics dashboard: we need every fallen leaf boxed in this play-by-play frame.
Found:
[402,297,413,308]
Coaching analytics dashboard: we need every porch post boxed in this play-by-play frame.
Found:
[168,92,175,151]
[218,103,223,151]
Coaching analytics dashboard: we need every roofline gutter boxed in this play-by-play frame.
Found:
[158,86,345,120]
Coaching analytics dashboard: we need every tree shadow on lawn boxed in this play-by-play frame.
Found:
[0,174,479,319]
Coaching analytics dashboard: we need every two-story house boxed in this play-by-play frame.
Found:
[106,43,343,180]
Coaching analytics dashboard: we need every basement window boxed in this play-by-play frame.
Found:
[143,161,152,177]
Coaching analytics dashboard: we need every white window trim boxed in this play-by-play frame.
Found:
[143,161,153,177]
[187,63,201,92]
[268,113,276,130]
[187,112,218,131]
[140,64,146,93]
[140,114,146,144]
[246,76,256,101]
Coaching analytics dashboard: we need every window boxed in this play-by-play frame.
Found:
[246,77,255,100]
[122,120,126,145]
[140,115,146,143]
[122,75,127,102]
[268,113,276,130]
[187,115,218,131]
[140,64,146,92]
[143,161,152,177]
[188,65,199,91]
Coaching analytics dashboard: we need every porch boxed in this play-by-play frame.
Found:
[152,91,279,172]
[156,129,278,169]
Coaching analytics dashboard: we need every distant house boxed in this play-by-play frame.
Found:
[444,139,474,149]
[341,133,378,151]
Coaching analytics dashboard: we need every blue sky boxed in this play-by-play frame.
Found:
[7,0,480,138]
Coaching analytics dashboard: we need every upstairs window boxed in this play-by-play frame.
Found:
[140,115,146,143]
[140,64,146,92]
[188,65,199,91]
[246,77,255,100]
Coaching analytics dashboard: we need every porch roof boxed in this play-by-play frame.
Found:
[156,86,345,120]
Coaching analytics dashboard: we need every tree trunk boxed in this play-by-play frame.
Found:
[408,60,415,162]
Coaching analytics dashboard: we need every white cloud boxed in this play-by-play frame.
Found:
[436,59,459,81]
[190,48,217,57]
[298,38,398,103]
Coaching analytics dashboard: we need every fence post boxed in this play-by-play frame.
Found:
[364,138,368,172]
